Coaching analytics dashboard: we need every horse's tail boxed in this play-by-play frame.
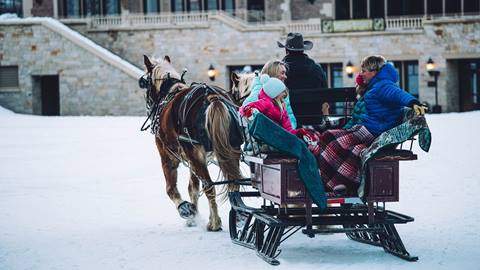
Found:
[205,95,242,196]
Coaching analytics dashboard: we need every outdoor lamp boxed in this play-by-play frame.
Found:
[208,64,216,81]
[345,61,354,78]
[426,58,436,73]
[426,58,441,113]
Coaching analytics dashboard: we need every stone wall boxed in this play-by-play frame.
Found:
[0,23,144,115]
[81,18,480,112]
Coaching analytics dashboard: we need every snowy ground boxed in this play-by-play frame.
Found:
[0,107,479,270]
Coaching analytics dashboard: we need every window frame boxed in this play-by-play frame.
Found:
[0,65,20,91]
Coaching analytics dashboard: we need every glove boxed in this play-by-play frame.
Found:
[297,128,321,156]
[413,104,427,116]
[242,106,259,121]
[321,102,330,115]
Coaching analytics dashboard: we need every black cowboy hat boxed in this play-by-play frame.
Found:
[277,32,313,51]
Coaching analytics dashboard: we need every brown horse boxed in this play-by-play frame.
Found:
[141,55,243,231]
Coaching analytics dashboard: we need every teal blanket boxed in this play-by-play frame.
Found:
[358,111,432,198]
[248,113,327,209]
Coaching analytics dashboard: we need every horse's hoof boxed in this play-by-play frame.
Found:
[207,221,222,232]
[177,201,197,219]
[186,218,196,227]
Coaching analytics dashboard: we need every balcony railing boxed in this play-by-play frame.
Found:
[85,12,480,33]
[385,16,423,30]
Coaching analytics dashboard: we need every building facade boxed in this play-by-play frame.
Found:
[1,0,479,115]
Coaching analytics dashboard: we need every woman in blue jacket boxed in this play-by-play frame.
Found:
[300,55,426,195]
[344,55,425,136]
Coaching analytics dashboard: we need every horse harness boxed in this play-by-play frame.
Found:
[140,74,244,192]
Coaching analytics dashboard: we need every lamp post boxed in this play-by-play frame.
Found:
[345,61,354,78]
[207,64,216,81]
[426,58,441,113]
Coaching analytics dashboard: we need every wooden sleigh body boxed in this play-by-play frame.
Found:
[228,87,422,265]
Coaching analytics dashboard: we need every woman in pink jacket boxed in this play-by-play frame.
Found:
[239,74,298,136]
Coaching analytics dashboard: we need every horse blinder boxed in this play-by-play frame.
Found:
[138,74,152,90]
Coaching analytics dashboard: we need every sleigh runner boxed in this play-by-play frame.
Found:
[228,86,431,265]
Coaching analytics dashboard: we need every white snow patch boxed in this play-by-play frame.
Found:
[0,112,479,269]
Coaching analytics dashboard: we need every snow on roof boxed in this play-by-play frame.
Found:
[0,15,144,79]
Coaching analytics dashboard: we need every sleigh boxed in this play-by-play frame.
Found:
[228,87,431,265]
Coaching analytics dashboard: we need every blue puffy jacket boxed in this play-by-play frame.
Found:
[344,63,416,137]
[242,76,298,129]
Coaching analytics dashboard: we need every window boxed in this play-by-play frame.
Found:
[445,0,461,14]
[171,0,184,12]
[65,0,81,17]
[144,0,159,13]
[391,61,419,98]
[62,0,120,17]
[388,0,423,16]
[352,0,367,19]
[222,0,235,11]
[370,0,385,18]
[0,0,22,17]
[0,66,19,89]
[321,63,344,114]
[188,0,202,11]
[427,0,442,15]
[335,0,350,19]
[464,0,480,13]
[206,0,218,10]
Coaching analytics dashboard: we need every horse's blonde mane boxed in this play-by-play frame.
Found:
[232,73,256,100]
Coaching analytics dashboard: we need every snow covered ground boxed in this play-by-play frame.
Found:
[0,107,479,270]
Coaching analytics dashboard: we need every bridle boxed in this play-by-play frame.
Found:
[138,65,187,132]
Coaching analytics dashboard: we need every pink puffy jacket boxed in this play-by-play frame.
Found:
[239,89,298,136]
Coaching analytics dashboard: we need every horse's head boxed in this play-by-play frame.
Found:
[230,72,256,105]
[140,55,182,97]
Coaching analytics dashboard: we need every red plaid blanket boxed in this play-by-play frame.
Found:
[314,125,375,195]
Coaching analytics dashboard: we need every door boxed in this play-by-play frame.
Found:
[459,59,480,112]
[41,75,60,116]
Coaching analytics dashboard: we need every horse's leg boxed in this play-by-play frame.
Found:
[188,171,200,211]
[182,145,222,231]
[155,137,196,220]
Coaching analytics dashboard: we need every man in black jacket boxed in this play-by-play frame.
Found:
[278,32,327,113]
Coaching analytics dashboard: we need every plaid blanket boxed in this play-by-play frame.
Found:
[315,125,375,195]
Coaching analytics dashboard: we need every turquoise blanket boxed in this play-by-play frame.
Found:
[358,111,432,198]
[248,113,327,209]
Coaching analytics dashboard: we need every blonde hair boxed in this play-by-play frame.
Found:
[262,60,288,110]
[261,60,287,77]
[272,91,286,112]
[361,55,386,72]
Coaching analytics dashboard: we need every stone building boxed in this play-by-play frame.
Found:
[1,0,479,115]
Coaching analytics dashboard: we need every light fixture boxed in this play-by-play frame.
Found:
[345,61,354,78]
[426,58,441,113]
[207,64,216,81]
[426,58,436,73]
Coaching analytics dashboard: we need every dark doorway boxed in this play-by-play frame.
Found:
[459,59,480,112]
[40,75,60,116]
